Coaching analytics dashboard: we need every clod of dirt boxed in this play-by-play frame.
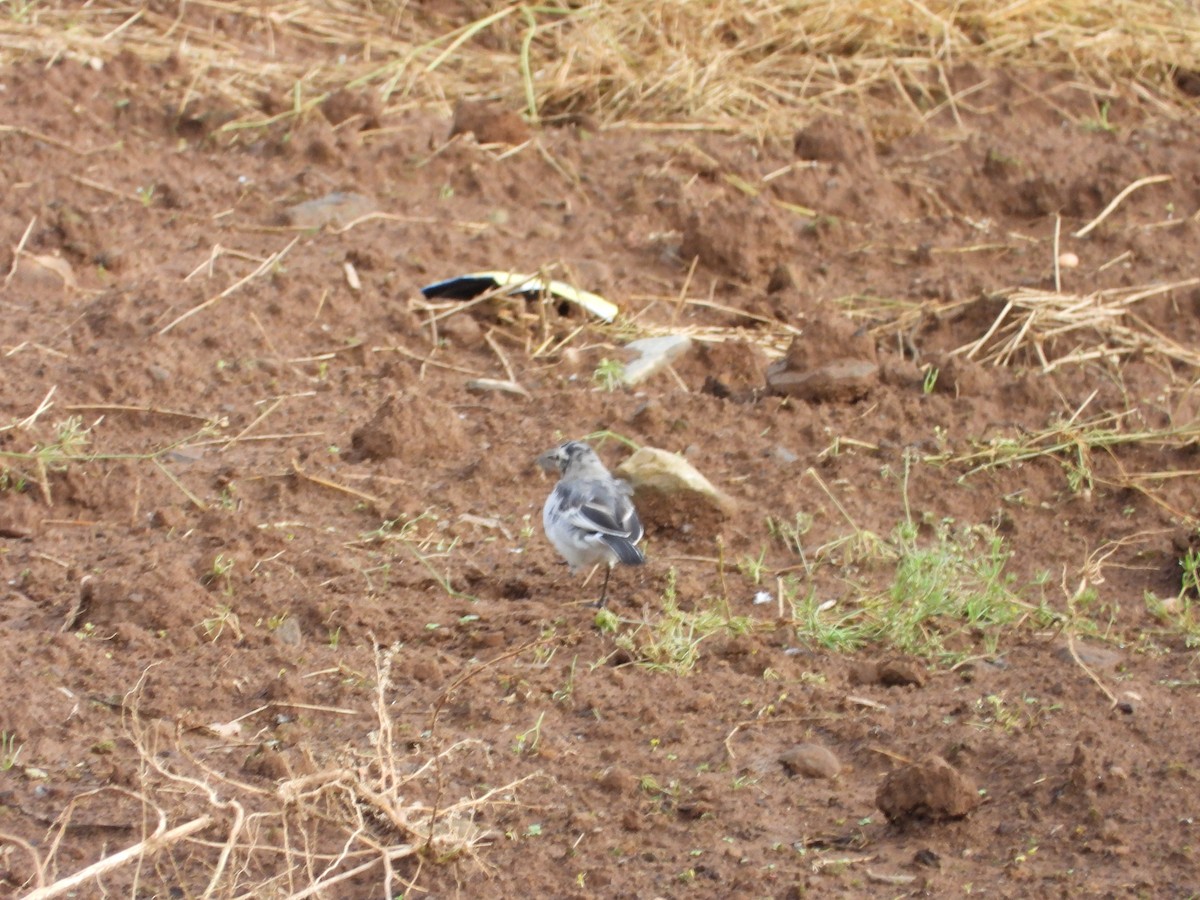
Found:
[678,197,797,283]
[282,192,377,230]
[321,88,382,129]
[878,658,929,687]
[439,312,484,347]
[793,114,878,170]
[682,341,768,402]
[767,261,798,294]
[766,319,878,403]
[779,743,841,779]
[853,657,929,687]
[597,767,638,795]
[348,395,467,463]
[913,848,942,869]
[1174,68,1200,97]
[174,96,240,141]
[876,755,980,824]
[450,99,531,145]
[0,495,38,538]
[921,352,990,397]
[71,565,210,639]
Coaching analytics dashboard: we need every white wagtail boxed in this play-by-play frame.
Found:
[536,440,645,607]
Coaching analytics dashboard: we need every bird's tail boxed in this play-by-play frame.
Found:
[603,537,646,567]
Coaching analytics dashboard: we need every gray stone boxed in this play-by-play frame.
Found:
[283,192,377,230]
[621,335,694,386]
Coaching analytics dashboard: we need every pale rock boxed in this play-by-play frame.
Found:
[616,446,735,515]
[620,335,693,386]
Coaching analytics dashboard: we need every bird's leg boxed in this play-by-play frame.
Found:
[594,566,612,609]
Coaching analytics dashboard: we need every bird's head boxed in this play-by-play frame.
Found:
[536,440,598,476]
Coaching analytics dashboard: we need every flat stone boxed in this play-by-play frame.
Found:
[767,357,878,402]
[466,378,530,399]
[621,335,694,386]
[274,616,302,647]
[780,743,841,779]
[616,446,735,515]
[1054,642,1122,669]
[283,192,376,230]
[766,319,879,403]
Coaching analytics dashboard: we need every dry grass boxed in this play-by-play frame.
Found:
[954,278,1200,371]
[6,646,536,898]
[2,1,1199,137]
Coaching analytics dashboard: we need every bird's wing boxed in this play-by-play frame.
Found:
[559,479,642,541]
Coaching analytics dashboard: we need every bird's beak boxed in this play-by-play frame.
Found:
[535,449,558,474]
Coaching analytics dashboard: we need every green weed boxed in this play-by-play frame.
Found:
[610,569,753,675]
[1,732,22,771]
[592,358,625,391]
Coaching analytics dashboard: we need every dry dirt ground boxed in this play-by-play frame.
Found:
[2,33,1200,900]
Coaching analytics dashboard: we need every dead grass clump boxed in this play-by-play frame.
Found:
[1,2,1198,137]
[9,647,536,898]
[953,279,1200,371]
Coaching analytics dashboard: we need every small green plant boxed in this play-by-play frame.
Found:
[1181,542,1200,600]
[871,518,1024,660]
[985,148,1022,170]
[970,692,1060,733]
[5,1,39,25]
[785,583,871,652]
[533,626,558,666]
[0,415,94,503]
[923,366,939,394]
[552,655,578,703]
[513,712,545,755]
[205,554,236,596]
[218,484,238,510]
[201,604,243,642]
[359,512,476,601]
[787,457,1043,663]
[738,547,768,585]
[611,569,753,675]
[594,607,620,632]
[1082,100,1117,133]
[592,358,625,392]
[1,732,22,771]
[1145,590,1200,649]
[766,512,814,565]
[637,775,683,812]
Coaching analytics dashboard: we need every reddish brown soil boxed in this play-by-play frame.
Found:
[2,51,1200,899]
